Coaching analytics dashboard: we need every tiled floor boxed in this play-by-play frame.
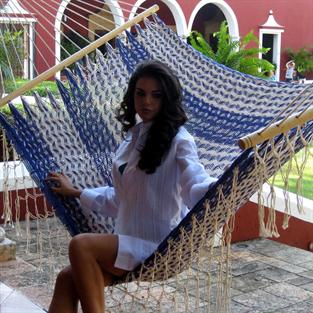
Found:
[1,219,313,312]
[0,258,52,312]
[0,218,68,313]
[0,282,45,313]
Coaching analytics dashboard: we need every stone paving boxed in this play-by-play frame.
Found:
[1,218,313,312]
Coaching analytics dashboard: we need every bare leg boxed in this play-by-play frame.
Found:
[68,233,127,313]
[48,265,79,313]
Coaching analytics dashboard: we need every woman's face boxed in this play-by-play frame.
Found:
[134,76,163,123]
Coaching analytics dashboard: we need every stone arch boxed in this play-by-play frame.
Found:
[55,0,125,71]
[129,0,187,37]
[188,0,239,40]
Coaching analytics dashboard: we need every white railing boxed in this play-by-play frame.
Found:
[250,183,313,223]
[0,162,312,223]
[0,161,36,191]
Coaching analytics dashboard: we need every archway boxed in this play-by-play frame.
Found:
[55,0,125,69]
[129,0,187,37]
[188,0,239,44]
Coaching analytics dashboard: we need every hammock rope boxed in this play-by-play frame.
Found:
[2,0,53,75]
[0,4,159,106]
[0,6,312,312]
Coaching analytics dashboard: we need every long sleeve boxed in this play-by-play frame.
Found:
[80,186,119,218]
[77,125,218,271]
[177,134,217,209]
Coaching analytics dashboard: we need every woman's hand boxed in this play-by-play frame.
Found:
[45,172,82,198]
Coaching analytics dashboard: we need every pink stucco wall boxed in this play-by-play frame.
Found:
[182,0,313,79]
[225,0,313,74]
[19,0,60,76]
[17,0,313,79]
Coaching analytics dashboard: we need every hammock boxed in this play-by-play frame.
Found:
[0,3,312,312]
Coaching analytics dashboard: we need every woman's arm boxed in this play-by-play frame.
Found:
[176,134,217,209]
[46,172,119,218]
[46,172,82,197]
[80,187,119,218]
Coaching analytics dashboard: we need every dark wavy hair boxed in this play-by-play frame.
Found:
[116,60,188,174]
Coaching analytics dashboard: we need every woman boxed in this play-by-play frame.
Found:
[285,60,295,82]
[47,60,216,313]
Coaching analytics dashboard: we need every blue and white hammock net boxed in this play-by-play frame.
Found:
[1,16,313,288]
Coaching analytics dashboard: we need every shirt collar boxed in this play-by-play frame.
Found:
[132,114,153,138]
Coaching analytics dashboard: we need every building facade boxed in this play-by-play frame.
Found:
[2,0,313,81]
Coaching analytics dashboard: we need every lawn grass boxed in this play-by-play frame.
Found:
[273,143,313,200]
[4,78,61,97]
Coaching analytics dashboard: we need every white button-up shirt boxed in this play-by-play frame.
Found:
[80,122,217,270]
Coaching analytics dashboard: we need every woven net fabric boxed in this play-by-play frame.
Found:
[0,16,312,291]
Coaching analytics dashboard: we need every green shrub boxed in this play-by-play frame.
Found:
[285,47,313,76]
[0,30,24,79]
[61,31,89,61]
[188,21,274,78]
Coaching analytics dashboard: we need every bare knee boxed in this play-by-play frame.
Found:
[55,266,74,288]
[68,234,91,263]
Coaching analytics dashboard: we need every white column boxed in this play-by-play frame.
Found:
[259,29,284,81]
[23,24,28,79]
[29,22,35,79]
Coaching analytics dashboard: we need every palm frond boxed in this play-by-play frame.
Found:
[187,31,215,59]
[187,20,274,78]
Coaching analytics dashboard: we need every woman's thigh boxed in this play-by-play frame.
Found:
[69,233,127,277]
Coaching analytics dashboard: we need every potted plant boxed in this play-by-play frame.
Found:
[187,21,274,78]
